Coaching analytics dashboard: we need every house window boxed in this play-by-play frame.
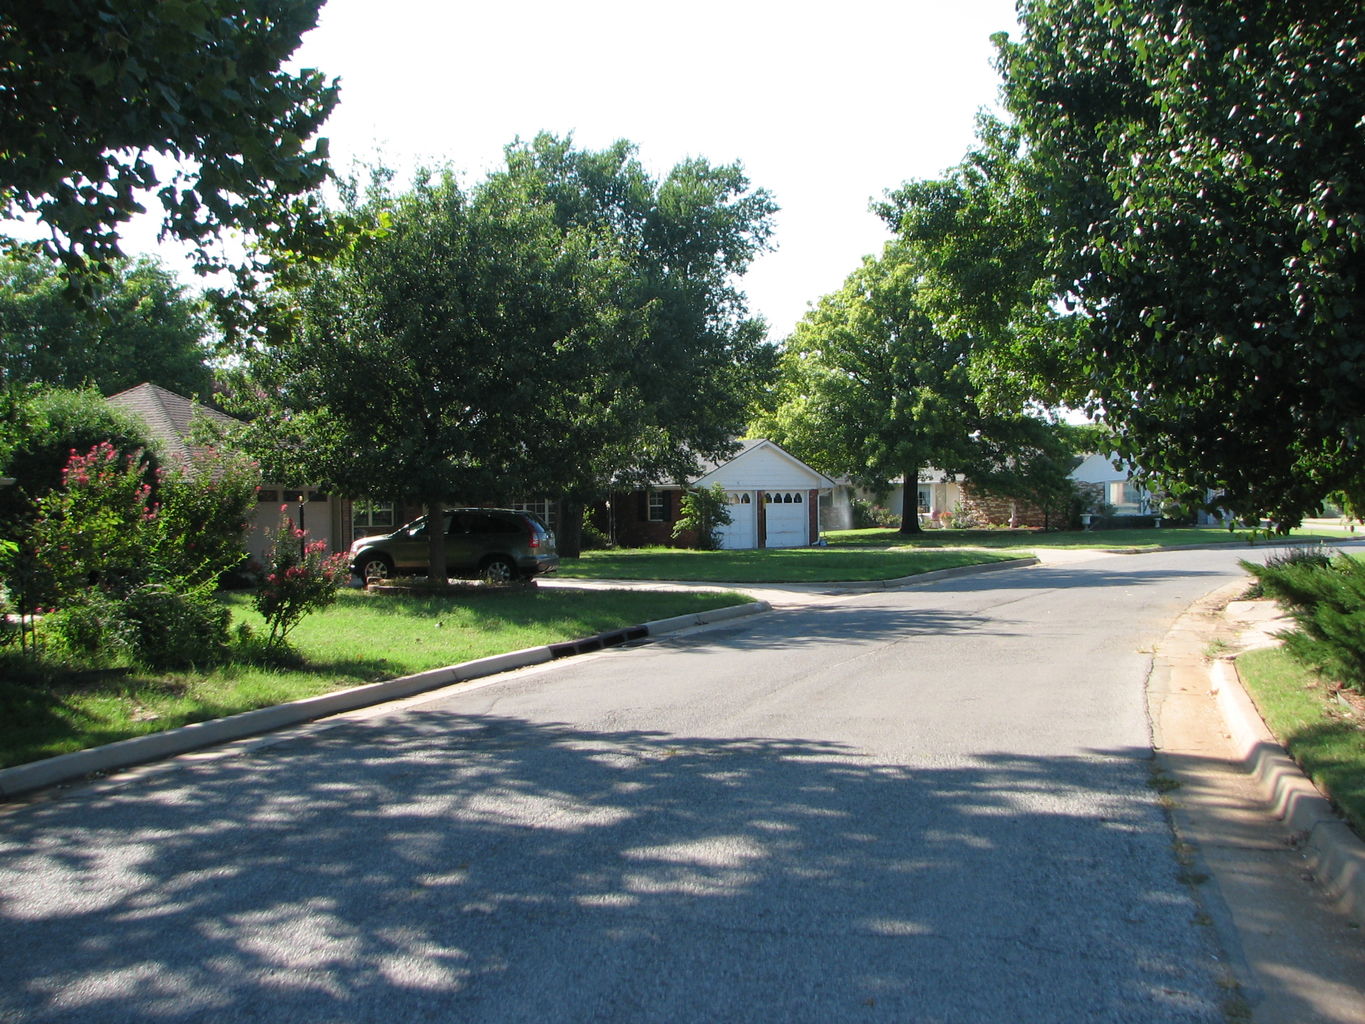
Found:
[352,499,395,532]
[917,487,931,514]
[511,499,557,532]
[1112,481,1146,509]
[648,490,667,522]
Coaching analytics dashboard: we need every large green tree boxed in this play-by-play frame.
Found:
[0,0,337,276]
[235,165,608,576]
[754,244,976,534]
[989,0,1365,527]
[0,252,213,396]
[240,136,776,571]
[495,135,777,555]
[878,116,1079,413]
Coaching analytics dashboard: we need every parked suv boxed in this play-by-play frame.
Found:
[349,508,559,583]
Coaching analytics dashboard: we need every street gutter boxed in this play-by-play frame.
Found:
[0,600,773,801]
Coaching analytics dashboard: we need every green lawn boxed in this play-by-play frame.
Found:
[558,545,1023,582]
[0,586,750,769]
[823,524,1354,551]
[555,524,1355,582]
[1236,646,1365,837]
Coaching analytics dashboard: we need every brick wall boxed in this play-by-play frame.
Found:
[959,485,1050,529]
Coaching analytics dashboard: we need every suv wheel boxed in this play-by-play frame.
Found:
[358,552,394,581]
[480,555,518,585]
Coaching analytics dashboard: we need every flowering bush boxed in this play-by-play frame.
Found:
[253,506,349,647]
[850,498,899,529]
[23,443,255,668]
[29,441,158,603]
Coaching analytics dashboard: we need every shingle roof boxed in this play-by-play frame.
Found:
[105,382,241,466]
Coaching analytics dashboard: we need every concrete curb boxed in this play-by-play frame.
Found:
[0,599,771,802]
[1210,657,1365,924]
[863,556,1040,589]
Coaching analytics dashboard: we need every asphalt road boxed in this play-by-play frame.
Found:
[0,547,1276,1022]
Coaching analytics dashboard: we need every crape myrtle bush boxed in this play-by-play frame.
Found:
[1242,551,1365,695]
[15,442,258,669]
[253,506,349,648]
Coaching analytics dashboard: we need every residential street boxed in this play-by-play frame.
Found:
[0,547,1360,1022]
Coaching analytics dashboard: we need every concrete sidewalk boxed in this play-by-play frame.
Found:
[1149,583,1365,1023]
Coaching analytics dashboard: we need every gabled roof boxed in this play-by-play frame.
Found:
[691,438,835,489]
[1071,452,1135,485]
[106,382,241,465]
[690,438,766,479]
[829,467,954,487]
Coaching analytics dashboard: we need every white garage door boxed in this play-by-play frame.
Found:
[764,491,808,547]
[717,491,757,549]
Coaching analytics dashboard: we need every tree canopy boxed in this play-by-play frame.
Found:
[0,252,214,397]
[0,385,157,530]
[752,244,976,533]
[0,0,337,276]
[236,138,776,567]
[979,0,1365,526]
[496,135,776,550]
[237,164,597,577]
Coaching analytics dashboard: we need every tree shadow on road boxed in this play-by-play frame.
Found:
[0,710,1245,1023]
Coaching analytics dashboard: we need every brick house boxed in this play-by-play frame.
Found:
[604,440,834,549]
[106,383,348,566]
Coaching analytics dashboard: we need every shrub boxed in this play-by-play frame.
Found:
[19,443,255,668]
[0,386,155,531]
[43,582,230,670]
[672,484,733,550]
[1242,551,1365,694]
[153,447,260,587]
[120,584,231,669]
[41,591,127,666]
[29,441,158,604]
[254,507,350,648]
[579,520,612,551]
[1241,544,1333,599]
[946,502,981,529]
[851,498,899,529]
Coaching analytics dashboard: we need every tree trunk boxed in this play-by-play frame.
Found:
[557,498,585,559]
[899,472,923,534]
[425,494,448,582]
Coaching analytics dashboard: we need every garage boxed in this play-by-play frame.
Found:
[763,491,808,548]
[613,439,832,550]
[717,491,757,550]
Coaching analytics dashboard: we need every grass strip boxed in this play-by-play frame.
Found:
[0,586,750,769]
[822,525,1354,551]
[1236,646,1365,837]
[559,546,1020,582]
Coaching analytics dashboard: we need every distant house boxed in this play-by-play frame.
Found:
[1071,453,1153,515]
[821,469,967,531]
[105,383,346,565]
[605,439,834,550]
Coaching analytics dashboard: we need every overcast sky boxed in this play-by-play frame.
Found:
[139,0,1020,341]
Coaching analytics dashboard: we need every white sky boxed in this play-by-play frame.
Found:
[142,0,1021,341]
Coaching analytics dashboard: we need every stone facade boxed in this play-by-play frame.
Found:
[959,485,1050,529]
